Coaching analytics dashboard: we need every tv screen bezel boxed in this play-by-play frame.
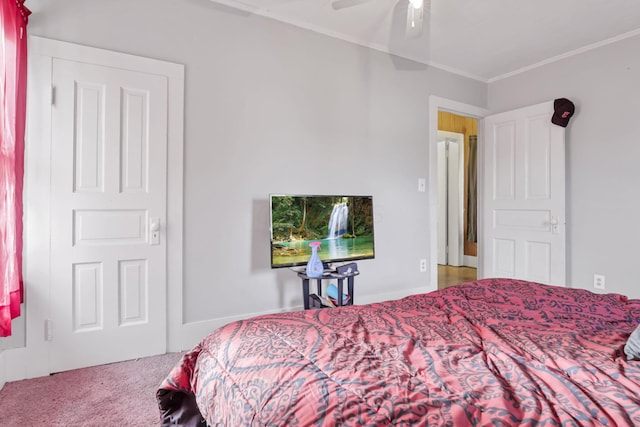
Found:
[269,194,375,269]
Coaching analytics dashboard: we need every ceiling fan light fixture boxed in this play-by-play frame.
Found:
[405,0,425,39]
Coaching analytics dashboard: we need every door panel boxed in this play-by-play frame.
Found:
[437,131,464,267]
[50,58,168,372]
[482,101,565,286]
[437,140,447,265]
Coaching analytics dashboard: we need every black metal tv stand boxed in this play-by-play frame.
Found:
[296,263,359,309]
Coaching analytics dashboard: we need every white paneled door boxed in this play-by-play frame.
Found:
[49,58,168,372]
[481,101,566,286]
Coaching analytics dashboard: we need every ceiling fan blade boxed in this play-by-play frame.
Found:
[331,0,372,11]
[405,1,424,39]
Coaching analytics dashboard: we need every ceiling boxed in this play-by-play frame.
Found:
[209,0,640,82]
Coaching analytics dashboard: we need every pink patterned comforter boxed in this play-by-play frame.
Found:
[157,279,640,426]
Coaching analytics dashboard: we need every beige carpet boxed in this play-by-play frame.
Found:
[0,351,185,427]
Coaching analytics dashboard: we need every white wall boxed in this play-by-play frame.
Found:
[18,0,486,353]
[488,33,640,298]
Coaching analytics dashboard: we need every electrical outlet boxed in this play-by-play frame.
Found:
[593,274,605,290]
[419,259,427,272]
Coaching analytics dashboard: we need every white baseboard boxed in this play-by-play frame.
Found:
[0,350,5,390]
[178,285,433,350]
[463,256,478,268]
[5,286,436,381]
[356,286,433,305]
[3,346,44,383]
[178,307,295,351]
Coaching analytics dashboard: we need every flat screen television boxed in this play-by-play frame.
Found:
[270,194,375,269]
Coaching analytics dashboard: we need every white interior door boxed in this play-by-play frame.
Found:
[481,101,566,286]
[49,57,168,372]
[437,139,447,265]
[437,131,464,266]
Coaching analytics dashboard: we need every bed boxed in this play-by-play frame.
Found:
[157,278,640,426]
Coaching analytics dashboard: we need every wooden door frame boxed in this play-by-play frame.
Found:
[429,96,488,288]
[4,37,184,381]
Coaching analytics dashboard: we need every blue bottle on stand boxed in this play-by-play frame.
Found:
[306,241,324,278]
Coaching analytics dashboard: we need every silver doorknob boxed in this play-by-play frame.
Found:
[545,217,560,235]
[150,218,161,245]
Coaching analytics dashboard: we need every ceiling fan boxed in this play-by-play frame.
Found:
[331,0,427,40]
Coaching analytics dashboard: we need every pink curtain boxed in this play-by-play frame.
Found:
[0,0,30,337]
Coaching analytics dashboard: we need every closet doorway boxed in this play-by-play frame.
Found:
[437,112,478,289]
[437,131,464,266]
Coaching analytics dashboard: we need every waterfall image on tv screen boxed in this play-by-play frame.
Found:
[270,195,375,268]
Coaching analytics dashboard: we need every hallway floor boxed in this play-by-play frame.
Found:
[438,265,477,289]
